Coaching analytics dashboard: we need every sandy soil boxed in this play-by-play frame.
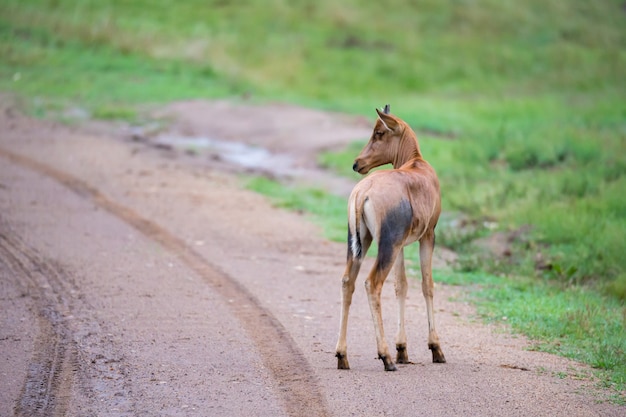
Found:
[0,97,623,416]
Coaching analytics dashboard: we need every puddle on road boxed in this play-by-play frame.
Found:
[148,134,357,197]
[153,135,296,175]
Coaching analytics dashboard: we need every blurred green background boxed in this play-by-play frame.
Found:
[1,0,624,397]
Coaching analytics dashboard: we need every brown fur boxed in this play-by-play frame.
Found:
[336,107,446,371]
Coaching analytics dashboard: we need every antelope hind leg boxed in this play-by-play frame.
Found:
[365,275,397,372]
[335,247,365,370]
[393,251,410,364]
[420,232,446,364]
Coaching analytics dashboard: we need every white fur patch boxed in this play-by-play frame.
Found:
[348,199,361,257]
[350,233,360,258]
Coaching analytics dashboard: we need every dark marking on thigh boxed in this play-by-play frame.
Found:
[377,199,412,272]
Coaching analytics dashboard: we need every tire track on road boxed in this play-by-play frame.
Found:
[1,226,134,415]
[0,147,331,417]
[0,228,77,417]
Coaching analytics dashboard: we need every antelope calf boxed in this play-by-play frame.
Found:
[335,105,446,371]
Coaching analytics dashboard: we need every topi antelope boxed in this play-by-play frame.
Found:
[335,104,446,371]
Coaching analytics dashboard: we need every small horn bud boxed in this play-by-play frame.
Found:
[383,104,390,114]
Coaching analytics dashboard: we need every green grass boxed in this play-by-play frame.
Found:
[438,270,626,399]
[0,16,245,117]
[245,177,348,243]
[1,0,625,400]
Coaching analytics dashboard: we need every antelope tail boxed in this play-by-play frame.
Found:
[349,194,364,259]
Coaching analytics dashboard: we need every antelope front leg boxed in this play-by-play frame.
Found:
[420,232,446,363]
[335,257,360,369]
[393,250,409,364]
[365,273,396,371]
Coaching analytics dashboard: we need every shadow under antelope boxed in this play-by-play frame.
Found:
[335,105,446,371]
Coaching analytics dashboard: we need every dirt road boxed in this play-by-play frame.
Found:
[0,99,622,416]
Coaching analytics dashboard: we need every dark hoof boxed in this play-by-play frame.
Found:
[428,344,446,363]
[336,352,350,370]
[379,354,397,371]
[396,345,409,364]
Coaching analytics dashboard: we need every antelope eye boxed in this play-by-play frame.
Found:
[375,131,384,137]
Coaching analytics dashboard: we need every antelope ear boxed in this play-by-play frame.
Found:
[375,108,397,131]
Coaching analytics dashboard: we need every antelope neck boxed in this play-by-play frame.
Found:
[392,127,422,169]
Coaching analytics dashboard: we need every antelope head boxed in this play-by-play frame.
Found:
[352,104,404,174]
